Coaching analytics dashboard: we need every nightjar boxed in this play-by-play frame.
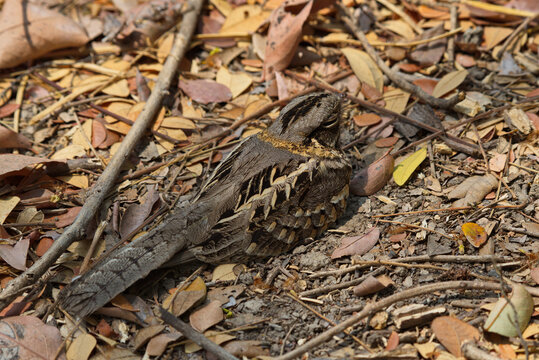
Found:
[60,92,352,317]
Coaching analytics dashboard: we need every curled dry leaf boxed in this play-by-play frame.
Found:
[448,174,498,207]
[353,274,394,296]
[431,316,480,357]
[504,108,532,135]
[331,227,380,259]
[350,151,394,196]
[0,0,89,69]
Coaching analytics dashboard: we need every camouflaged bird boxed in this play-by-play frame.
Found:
[59,92,352,317]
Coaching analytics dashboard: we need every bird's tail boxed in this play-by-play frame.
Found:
[58,210,188,318]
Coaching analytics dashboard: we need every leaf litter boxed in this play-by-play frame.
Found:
[0,0,536,358]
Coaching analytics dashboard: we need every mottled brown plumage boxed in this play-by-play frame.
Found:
[59,92,352,317]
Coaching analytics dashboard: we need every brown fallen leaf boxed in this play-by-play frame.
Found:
[179,79,232,104]
[0,0,89,69]
[0,315,65,359]
[163,277,207,316]
[432,316,480,357]
[0,126,33,151]
[331,227,380,259]
[0,238,29,271]
[189,300,224,333]
[264,0,314,80]
[350,151,394,196]
[146,332,183,357]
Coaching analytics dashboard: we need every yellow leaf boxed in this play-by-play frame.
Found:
[461,222,487,247]
[342,48,383,92]
[433,69,468,98]
[483,26,513,50]
[393,147,427,186]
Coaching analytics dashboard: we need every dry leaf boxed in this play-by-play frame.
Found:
[0,0,89,69]
[0,238,29,271]
[189,300,224,333]
[354,113,381,126]
[212,264,246,282]
[163,277,207,317]
[66,333,96,360]
[484,27,513,49]
[484,284,533,337]
[216,67,252,98]
[0,126,33,150]
[146,332,182,357]
[393,147,427,186]
[0,196,20,225]
[264,0,313,80]
[448,174,498,207]
[353,274,394,296]
[342,48,384,92]
[223,340,270,358]
[431,316,480,357]
[462,222,487,248]
[432,70,468,98]
[331,227,380,259]
[179,79,232,104]
[0,316,65,359]
[134,325,165,350]
[409,25,446,66]
[350,152,394,196]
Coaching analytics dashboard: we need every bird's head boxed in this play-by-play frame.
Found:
[266,92,343,148]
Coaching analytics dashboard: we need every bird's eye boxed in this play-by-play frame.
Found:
[321,115,339,128]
